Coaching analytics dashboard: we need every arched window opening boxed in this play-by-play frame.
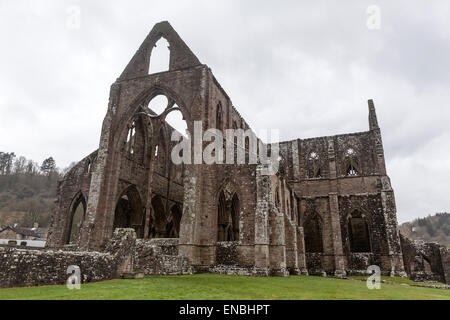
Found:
[345,148,359,176]
[275,187,281,210]
[304,215,323,253]
[148,37,170,74]
[150,195,166,238]
[216,102,223,131]
[231,194,240,241]
[165,108,188,138]
[126,121,136,154]
[217,191,239,242]
[165,204,182,238]
[113,186,145,238]
[148,95,169,115]
[347,164,358,176]
[217,192,227,241]
[422,256,432,272]
[308,152,322,178]
[86,160,91,174]
[68,193,86,244]
[348,211,371,253]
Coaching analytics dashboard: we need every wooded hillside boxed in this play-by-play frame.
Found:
[0,151,73,228]
[399,213,450,247]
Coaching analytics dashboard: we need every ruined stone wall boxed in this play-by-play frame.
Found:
[76,62,207,249]
[441,248,450,285]
[0,246,115,288]
[134,238,192,275]
[278,120,404,276]
[45,22,413,280]
[400,234,448,283]
[47,151,97,247]
[0,229,140,289]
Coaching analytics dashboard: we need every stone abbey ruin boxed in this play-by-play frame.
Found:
[1,22,448,287]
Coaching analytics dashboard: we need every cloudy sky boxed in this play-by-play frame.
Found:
[0,0,449,223]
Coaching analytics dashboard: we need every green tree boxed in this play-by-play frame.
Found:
[40,157,56,176]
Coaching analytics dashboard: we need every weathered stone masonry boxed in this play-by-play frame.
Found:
[3,21,445,287]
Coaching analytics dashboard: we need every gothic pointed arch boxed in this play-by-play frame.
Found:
[216,180,240,242]
[113,185,145,238]
[348,210,371,253]
[67,191,86,244]
[303,205,323,253]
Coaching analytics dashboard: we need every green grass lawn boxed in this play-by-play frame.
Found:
[0,274,449,300]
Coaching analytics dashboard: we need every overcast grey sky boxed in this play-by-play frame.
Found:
[0,0,449,223]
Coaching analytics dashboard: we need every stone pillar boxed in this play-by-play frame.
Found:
[144,140,157,238]
[178,164,201,265]
[254,165,270,275]
[328,193,347,277]
[327,138,346,277]
[297,226,308,275]
[284,213,300,275]
[269,205,288,276]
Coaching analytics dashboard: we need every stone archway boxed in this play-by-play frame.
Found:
[67,192,86,244]
[113,185,145,238]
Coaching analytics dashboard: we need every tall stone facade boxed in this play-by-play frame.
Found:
[46,21,443,280]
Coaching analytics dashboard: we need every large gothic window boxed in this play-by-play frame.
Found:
[348,211,371,253]
[217,191,240,241]
[308,152,322,178]
[304,214,323,253]
[345,148,359,176]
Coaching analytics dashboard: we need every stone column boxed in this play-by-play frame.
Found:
[328,193,347,277]
[327,138,346,277]
[254,164,270,275]
[297,226,308,275]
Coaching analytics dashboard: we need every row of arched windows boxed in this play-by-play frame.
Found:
[303,210,371,253]
[306,148,361,179]
[67,188,183,244]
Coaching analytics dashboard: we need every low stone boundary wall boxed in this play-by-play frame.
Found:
[0,247,115,288]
